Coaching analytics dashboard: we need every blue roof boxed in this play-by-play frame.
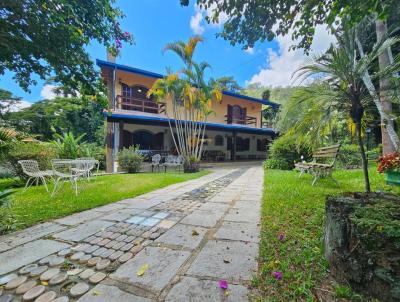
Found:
[96,59,279,108]
[104,111,277,136]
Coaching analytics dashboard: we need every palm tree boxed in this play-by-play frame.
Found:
[295,32,400,192]
[149,37,222,172]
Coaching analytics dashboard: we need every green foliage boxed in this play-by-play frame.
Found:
[210,76,241,92]
[334,284,361,300]
[262,89,270,100]
[0,189,17,234]
[118,146,144,173]
[52,132,86,159]
[337,144,362,169]
[7,142,58,180]
[6,97,106,144]
[0,128,18,158]
[264,135,311,170]
[0,88,21,123]
[0,1,133,93]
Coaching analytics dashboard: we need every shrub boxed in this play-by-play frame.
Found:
[0,189,18,234]
[265,135,311,170]
[7,142,58,180]
[52,132,85,159]
[337,144,362,169]
[118,146,144,173]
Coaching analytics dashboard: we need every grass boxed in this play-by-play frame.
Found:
[254,165,400,301]
[2,171,208,230]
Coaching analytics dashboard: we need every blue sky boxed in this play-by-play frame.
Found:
[1,0,333,104]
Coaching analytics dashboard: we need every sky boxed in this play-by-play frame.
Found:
[1,0,335,106]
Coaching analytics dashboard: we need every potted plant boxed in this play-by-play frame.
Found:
[377,152,400,185]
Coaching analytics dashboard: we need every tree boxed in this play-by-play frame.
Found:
[295,33,400,192]
[210,76,241,92]
[0,0,133,93]
[262,89,270,100]
[149,37,222,172]
[0,89,21,124]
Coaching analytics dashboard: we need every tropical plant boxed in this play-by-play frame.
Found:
[0,128,18,158]
[0,189,17,234]
[52,132,86,159]
[294,31,400,192]
[117,145,143,173]
[149,37,222,172]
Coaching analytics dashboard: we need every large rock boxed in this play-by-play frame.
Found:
[324,192,400,302]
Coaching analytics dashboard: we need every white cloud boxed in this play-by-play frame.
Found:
[40,84,58,100]
[0,100,32,112]
[190,11,205,35]
[190,3,228,34]
[248,26,336,87]
[245,47,255,55]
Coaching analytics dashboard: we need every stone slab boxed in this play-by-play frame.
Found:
[165,276,248,302]
[155,224,207,249]
[180,210,223,228]
[93,203,126,212]
[214,221,259,243]
[197,202,230,213]
[187,240,258,282]
[111,246,190,293]
[224,208,260,223]
[53,220,114,242]
[118,198,162,209]
[0,240,70,275]
[77,284,154,302]
[55,210,105,226]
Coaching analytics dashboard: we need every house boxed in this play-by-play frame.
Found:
[97,57,279,173]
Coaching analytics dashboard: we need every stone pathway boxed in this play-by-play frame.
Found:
[0,166,263,302]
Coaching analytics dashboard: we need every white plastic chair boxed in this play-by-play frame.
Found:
[51,160,86,196]
[18,160,53,192]
[151,154,161,172]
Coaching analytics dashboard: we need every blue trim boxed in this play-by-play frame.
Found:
[104,111,277,135]
[96,59,280,108]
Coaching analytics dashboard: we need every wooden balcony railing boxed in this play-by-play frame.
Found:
[115,95,166,114]
[225,115,257,127]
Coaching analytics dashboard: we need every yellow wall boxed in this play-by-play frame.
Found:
[110,69,263,128]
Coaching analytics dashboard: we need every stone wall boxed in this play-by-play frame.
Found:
[324,192,400,301]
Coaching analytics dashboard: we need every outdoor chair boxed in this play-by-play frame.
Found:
[18,160,54,192]
[294,144,341,186]
[151,154,161,172]
[74,158,99,180]
[162,155,183,172]
[51,160,88,196]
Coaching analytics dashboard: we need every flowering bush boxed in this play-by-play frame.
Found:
[377,152,400,173]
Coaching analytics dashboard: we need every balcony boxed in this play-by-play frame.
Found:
[225,115,257,127]
[115,95,166,114]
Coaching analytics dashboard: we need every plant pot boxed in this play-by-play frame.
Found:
[384,170,400,186]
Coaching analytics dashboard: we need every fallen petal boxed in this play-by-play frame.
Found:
[218,280,228,290]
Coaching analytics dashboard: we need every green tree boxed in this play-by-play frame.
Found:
[0,88,21,124]
[0,0,133,93]
[210,76,241,92]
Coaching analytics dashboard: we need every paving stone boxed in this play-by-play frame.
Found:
[111,246,190,293]
[53,220,113,242]
[40,268,60,281]
[118,252,133,263]
[89,237,103,245]
[87,257,102,267]
[92,247,107,257]
[88,272,106,284]
[70,252,85,261]
[79,269,95,280]
[97,239,110,246]
[5,275,28,289]
[187,240,258,281]
[19,264,38,275]
[53,297,69,302]
[115,234,127,242]
[180,210,223,228]
[15,280,37,294]
[0,273,18,285]
[39,255,53,265]
[224,207,260,223]
[55,209,104,226]
[122,235,135,243]
[69,282,90,297]
[84,245,99,254]
[0,240,69,275]
[83,236,96,243]
[34,291,57,302]
[49,273,68,285]
[22,285,45,301]
[49,256,65,266]
[108,233,120,240]
[155,224,207,249]
[72,244,91,252]
[130,245,143,254]
[108,251,124,261]
[0,294,14,302]
[30,266,48,277]
[104,240,118,249]
[214,221,259,243]
[111,242,125,250]
[158,220,176,229]
[58,248,72,257]
[78,254,92,264]
[101,211,132,222]
[99,248,114,258]
[67,268,83,276]
[119,243,133,252]
[165,276,249,302]
[94,203,126,213]
[95,259,110,270]
[76,284,154,302]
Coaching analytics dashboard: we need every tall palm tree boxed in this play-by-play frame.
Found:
[149,37,222,172]
[296,32,400,192]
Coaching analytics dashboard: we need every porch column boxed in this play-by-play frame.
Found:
[105,122,114,173]
[231,130,237,162]
[119,121,124,150]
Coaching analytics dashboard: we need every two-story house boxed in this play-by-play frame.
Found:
[97,58,279,172]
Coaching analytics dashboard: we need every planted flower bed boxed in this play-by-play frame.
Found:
[378,152,400,186]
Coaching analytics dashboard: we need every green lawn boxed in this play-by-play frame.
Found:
[2,171,208,230]
[254,165,400,301]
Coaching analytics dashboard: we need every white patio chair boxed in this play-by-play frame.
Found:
[162,155,183,172]
[73,158,98,180]
[51,160,86,196]
[18,160,54,192]
[151,154,161,172]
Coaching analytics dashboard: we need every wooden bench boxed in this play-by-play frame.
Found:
[294,144,341,186]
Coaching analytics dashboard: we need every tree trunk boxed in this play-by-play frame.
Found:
[356,121,371,192]
[375,19,396,154]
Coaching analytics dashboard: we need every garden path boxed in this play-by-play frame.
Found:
[0,165,263,302]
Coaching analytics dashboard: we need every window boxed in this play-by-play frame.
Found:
[236,137,250,151]
[215,135,224,146]
[257,138,268,152]
[120,84,158,113]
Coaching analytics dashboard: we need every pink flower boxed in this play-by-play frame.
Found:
[272,271,283,280]
[278,233,285,241]
[218,280,228,290]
